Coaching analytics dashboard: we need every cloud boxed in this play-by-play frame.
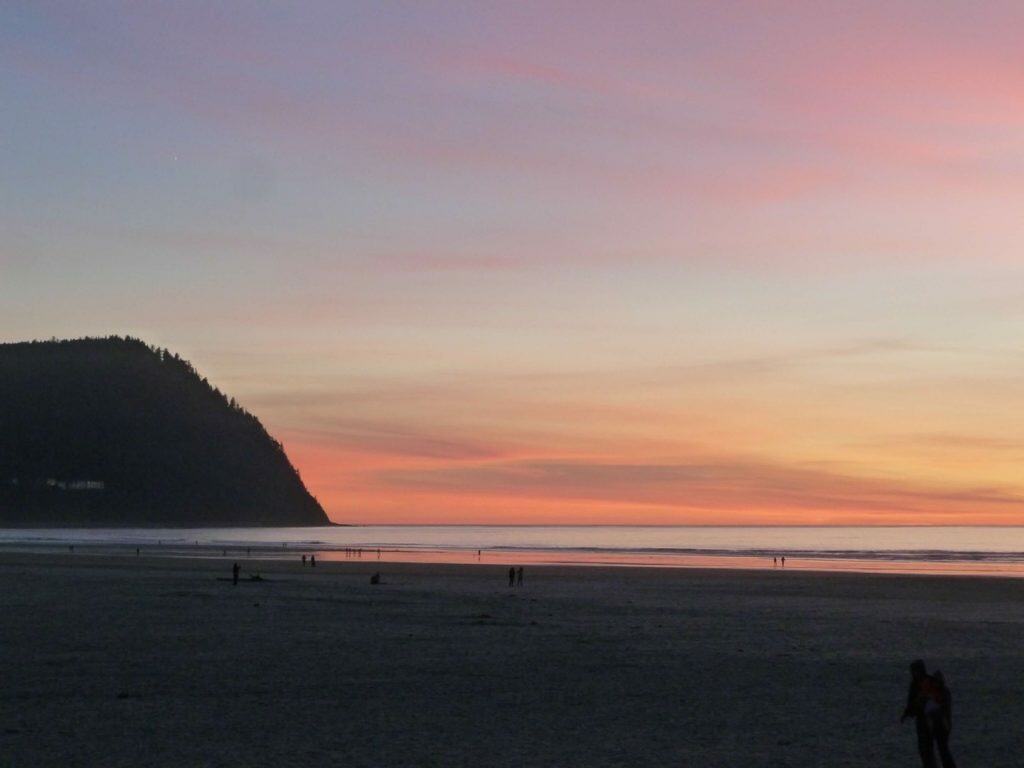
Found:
[378,456,1024,519]
[654,339,929,379]
[279,420,508,462]
[860,433,1024,454]
[475,338,935,389]
[14,3,1020,208]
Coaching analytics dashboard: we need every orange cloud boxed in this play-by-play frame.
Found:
[375,457,1024,522]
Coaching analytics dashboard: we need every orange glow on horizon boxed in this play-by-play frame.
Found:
[281,425,1024,526]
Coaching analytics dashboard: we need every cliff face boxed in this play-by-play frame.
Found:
[0,337,330,526]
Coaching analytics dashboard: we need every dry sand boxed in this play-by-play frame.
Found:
[1,552,1023,767]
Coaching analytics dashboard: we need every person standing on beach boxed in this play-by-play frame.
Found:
[302,554,307,565]
[310,554,316,568]
[929,670,957,767]
[232,562,240,586]
[508,567,515,587]
[773,556,777,567]
[516,567,524,587]
[905,663,942,768]
[781,556,786,567]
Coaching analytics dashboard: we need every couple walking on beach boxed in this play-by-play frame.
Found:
[902,659,956,767]
[508,566,523,587]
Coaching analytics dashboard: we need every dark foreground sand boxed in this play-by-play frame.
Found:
[2,553,1023,767]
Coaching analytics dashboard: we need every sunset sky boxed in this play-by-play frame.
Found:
[4,2,1024,524]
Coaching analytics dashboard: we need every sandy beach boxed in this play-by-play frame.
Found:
[2,552,1023,767]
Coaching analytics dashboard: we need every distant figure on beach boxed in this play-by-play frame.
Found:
[901,659,957,767]
[370,572,381,585]
[781,556,786,567]
[377,548,381,559]
[508,567,515,587]
[901,659,931,766]
[477,549,482,560]
[310,554,316,568]
[930,670,956,767]
[302,554,307,565]
[136,548,140,557]
[773,556,777,567]
[517,566,524,586]
[232,562,240,586]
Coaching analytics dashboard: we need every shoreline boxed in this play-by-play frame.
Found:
[5,525,1024,580]
[5,545,1024,581]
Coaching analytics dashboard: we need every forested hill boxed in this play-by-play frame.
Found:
[0,337,330,526]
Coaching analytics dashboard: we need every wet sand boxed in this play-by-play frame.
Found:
[2,552,1023,767]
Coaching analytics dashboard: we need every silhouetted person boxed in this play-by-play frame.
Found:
[773,556,777,567]
[477,549,482,560]
[516,566,524,586]
[310,554,316,568]
[302,554,307,565]
[902,659,940,767]
[508,567,515,587]
[232,562,240,586]
[781,556,786,567]
[377,548,381,559]
[929,670,957,768]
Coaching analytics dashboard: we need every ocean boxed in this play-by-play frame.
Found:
[4,525,1024,576]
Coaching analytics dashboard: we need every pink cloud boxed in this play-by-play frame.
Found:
[377,457,1024,521]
